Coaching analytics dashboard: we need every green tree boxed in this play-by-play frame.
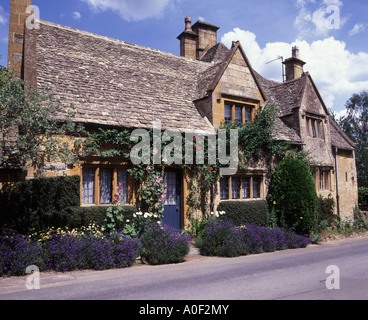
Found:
[267,158,318,235]
[338,91,368,187]
[0,65,84,177]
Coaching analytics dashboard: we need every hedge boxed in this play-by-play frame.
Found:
[64,205,137,230]
[0,175,81,233]
[217,200,268,226]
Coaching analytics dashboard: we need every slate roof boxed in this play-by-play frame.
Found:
[34,20,215,135]
[254,70,356,150]
[31,20,354,151]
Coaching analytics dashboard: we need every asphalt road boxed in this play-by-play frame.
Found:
[1,237,368,301]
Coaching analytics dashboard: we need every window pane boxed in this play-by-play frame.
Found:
[225,104,232,124]
[100,169,113,204]
[324,171,329,190]
[220,177,229,200]
[82,169,95,205]
[117,169,128,203]
[311,119,317,138]
[165,172,177,205]
[253,177,261,199]
[235,106,242,124]
[317,121,323,139]
[232,177,241,199]
[319,171,323,190]
[242,177,251,199]
[306,119,311,136]
[245,107,252,122]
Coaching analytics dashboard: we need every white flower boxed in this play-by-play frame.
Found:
[133,214,136,218]
[210,212,214,215]
[126,219,130,223]
[136,211,143,216]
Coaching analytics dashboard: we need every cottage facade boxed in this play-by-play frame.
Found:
[4,0,358,228]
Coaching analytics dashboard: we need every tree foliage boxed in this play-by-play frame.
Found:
[338,91,368,187]
[0,66,84,177]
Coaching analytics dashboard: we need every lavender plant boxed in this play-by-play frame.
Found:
[140,222,190,265]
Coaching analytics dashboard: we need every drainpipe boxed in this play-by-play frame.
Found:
[334,147,340,217]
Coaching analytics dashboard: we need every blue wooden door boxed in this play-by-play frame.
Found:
[162,171,182,230]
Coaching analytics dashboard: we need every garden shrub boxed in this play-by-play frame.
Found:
[197,219,248,257]
[282,228,312,249]
[267,158,318,234]
[140,223,190,265]
[358,187,368,210]
[0,230,45,276]
[217,200,268,226]
[317,195,339,228]
[0,175,80,234]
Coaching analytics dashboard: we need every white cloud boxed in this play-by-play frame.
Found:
[72,11,82,21]
[221,28,368,111]
[80,0,172,21]
[349,23,367,36]
[0,6,8,25]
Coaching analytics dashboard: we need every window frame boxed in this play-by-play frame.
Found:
[81,166,129,206]
[224,100,255,125]
[306,116,325,140]
[220,175,263,201]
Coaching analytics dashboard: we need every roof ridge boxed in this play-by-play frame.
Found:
[38,20,210,67]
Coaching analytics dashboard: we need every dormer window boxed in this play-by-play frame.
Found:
[306,117,324,139]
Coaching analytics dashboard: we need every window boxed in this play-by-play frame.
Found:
[306,117,324,139]
[224,101,254,125]
[82,167,129,205]
[220,177,230,200]
[232,177,241,199]
[315,169,330,191]
[82,169,95,205]
[220,176,262,200]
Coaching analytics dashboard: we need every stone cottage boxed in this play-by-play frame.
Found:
[3,0,358,228]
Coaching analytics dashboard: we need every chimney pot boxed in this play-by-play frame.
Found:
[185,17,192,31]
[292,46,300,58]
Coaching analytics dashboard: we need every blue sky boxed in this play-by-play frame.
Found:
[0,0,367,113]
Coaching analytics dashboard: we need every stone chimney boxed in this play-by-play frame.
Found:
[177,17,198,60]
[7,0,33,78]
[177,17,219,60]
[283,46,306,81]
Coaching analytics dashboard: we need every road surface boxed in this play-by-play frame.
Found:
[1,237,368,300]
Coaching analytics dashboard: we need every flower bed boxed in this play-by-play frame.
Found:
[0,227,139,276]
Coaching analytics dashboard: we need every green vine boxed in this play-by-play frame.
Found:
[81,102,312,228]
